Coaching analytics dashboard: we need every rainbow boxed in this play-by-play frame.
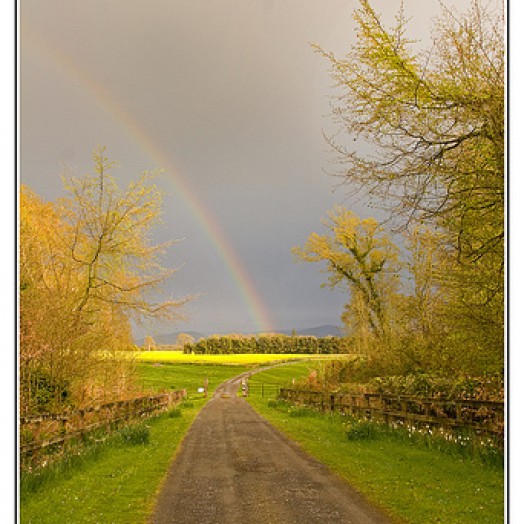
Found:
[22,24,274,333]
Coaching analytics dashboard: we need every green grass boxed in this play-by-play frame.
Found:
[135,362,251,396]
[20,401,203,524]
[20,363,247,524]
[21,360,504,523]
[244,361,319,398]
[246,363,505,524]
[247,360,319,384]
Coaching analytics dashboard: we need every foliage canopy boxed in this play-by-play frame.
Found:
[19,148,187,414]
[298,0,505,376]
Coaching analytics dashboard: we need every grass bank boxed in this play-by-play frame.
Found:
[20,363,248,524]
[246,363,505,524]
[20,402,202,524]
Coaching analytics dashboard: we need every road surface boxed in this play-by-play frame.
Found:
[150,373,392,524]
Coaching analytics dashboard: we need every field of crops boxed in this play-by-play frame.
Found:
[127,351,344,366]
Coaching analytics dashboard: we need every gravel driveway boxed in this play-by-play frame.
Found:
[150,372,392,524]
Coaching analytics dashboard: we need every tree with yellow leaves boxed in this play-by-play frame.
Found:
[311,0,504,373]
[19,148,188,414]
[60,147,186,321]
[293,207,401,346]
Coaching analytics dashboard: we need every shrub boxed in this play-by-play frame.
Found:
[167,408,182,418]
[119,424,150,445]
[345,419,380,440]
[288,407,315,418]
[370,374,504,401]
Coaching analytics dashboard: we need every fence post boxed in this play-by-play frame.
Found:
[79,409,85,440]
[60,416,66,437]
[106,405,111,433]
[401,398,407,417]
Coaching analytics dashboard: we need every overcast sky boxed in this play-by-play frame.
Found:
[20,0,472,338]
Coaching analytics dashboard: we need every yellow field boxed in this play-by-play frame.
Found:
[128,351,345,366]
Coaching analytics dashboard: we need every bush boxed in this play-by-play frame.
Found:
[119,424,150,445]
[345,419,380,440]
[370,374,504,401]
[167,408,182,418]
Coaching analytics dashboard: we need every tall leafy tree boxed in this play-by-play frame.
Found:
[20,186,84,412]
[293,207,401,344]
[60,147,186,321]
[316,0,504,237]
[19,148,188,414]
[314,0,504,370]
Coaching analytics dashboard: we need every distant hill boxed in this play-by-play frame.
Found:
[135,325,343,346]
[293,325,343,337]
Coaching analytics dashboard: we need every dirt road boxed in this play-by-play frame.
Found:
[150,373,392,524]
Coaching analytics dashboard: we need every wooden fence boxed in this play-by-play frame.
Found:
[279,388,504,438]
[20,389,187,462]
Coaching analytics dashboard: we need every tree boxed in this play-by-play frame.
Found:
[314,0,504,370]
[19,186,83,412]
[293,207,401,345]
[60,147,187,321]
[19,148,189,414]
[144,335,157,351]
[391,225,455,372]
[315,0,503,237]
[175,333,194,348]
[404,225,449,340]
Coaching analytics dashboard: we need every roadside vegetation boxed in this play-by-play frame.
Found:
[20,147,189,418]
[272,7,506,519]
[20,400,202,524]
[20,363,244,524]
[246,363,504,524]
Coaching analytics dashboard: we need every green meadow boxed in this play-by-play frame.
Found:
[135,362,251,395]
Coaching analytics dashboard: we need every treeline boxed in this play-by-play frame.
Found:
[19,148,184,416]
[183,334,351,355]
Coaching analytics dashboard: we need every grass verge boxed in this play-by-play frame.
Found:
[20,363,248,524]
[246,363,505,524]
[20,401,203,524]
